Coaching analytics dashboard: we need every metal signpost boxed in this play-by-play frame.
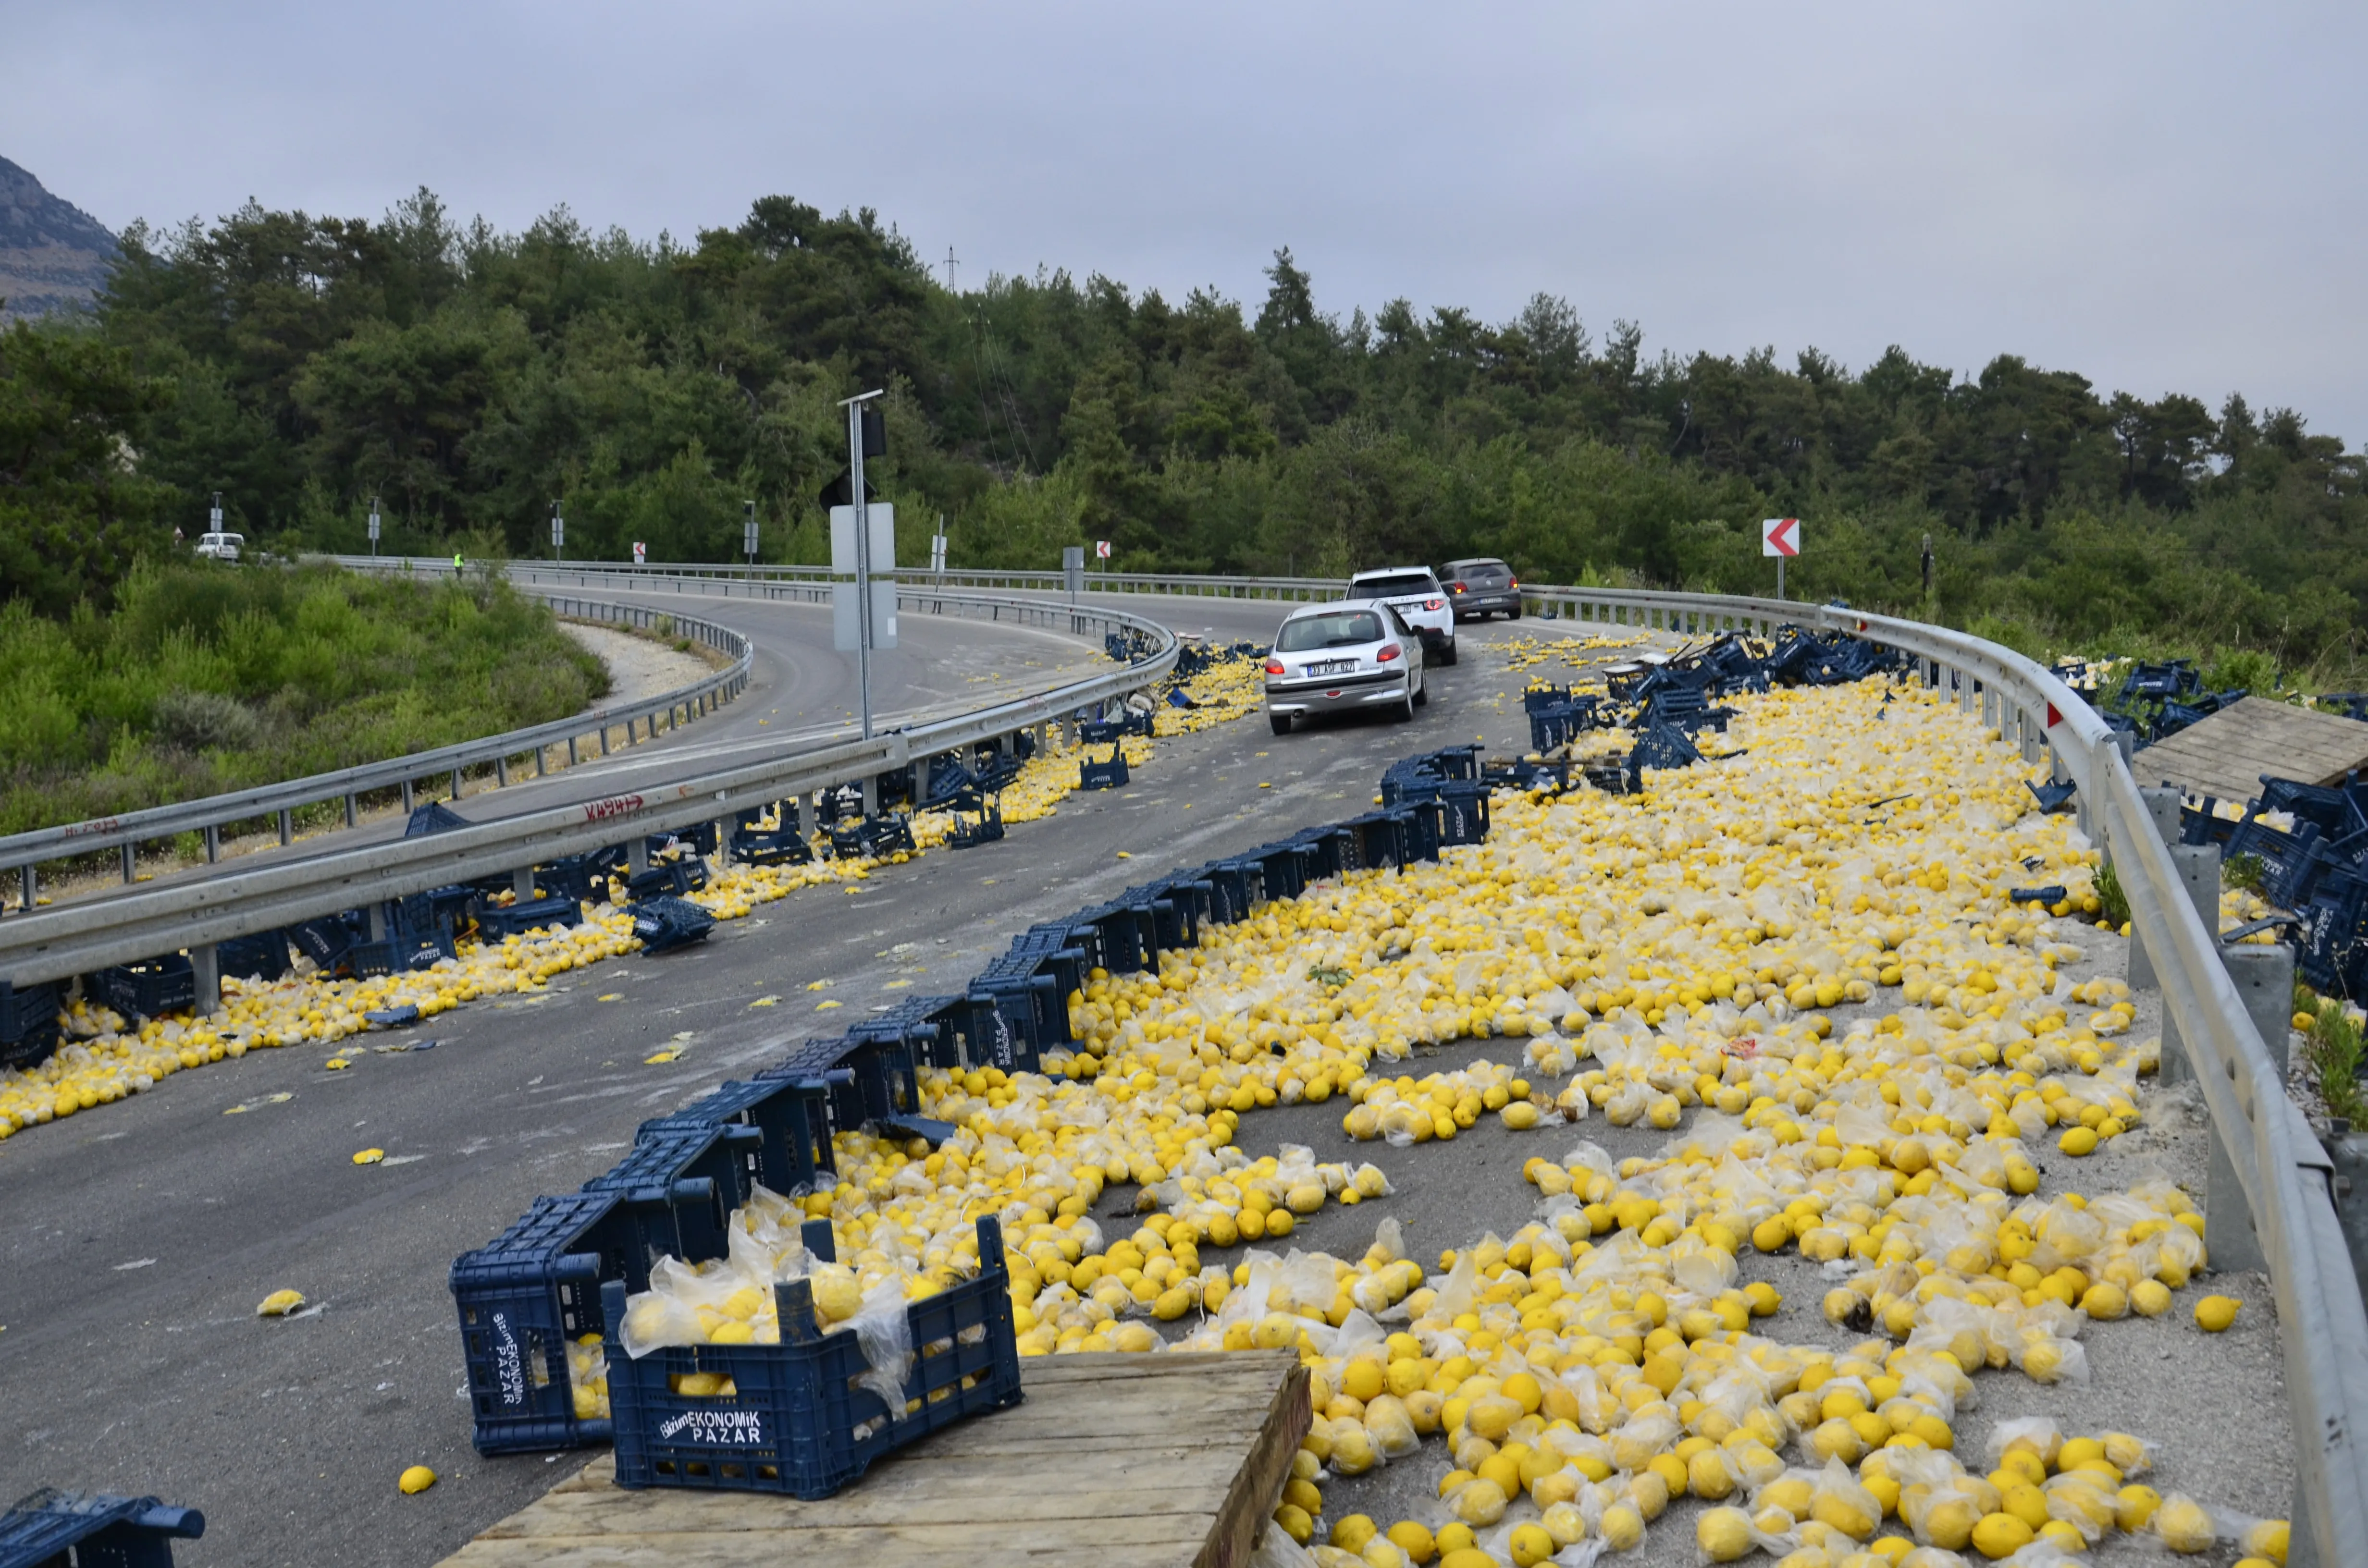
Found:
[1761,516,1801,599]
[836,390,891,738]
[744,501,760,577]
[368,496,381,557]
[550,501,564,561]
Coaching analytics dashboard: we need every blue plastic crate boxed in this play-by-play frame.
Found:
[603,1215,1023,1499]
[583,1125,762,1264]
[476,894,585,942]
[628,894,716,954]
[90,955,195,1021]
[450,1185,728,1456]
[641,1078,837,1197]
[0,1489,203,1568]
[216,928,293,982]
[1079,747,1130,790]
[0,978,62,1050]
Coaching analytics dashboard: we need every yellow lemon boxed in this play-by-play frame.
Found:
[398,1465,436,1494]
[2195,1295,2241,1332]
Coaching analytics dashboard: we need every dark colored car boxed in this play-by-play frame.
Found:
[1442,558,1521,620]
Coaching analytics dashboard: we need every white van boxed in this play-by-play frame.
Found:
[194,531,244,561]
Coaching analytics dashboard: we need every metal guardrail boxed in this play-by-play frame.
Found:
[3,595,754,905]
[403,556,1350,603]
[0,581,1176,987]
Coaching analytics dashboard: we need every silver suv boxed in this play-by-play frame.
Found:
[1347,567,1455,664]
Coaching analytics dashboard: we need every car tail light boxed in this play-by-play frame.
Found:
[1264,658,1285,675]
[1423,598,1444,612]
[1377,643,1402,662]
[1508,579,1519,590]
[1450,582,1466,593]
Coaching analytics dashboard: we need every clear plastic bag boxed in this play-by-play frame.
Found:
[848,1274,915,1416]
[1250,1520,1323,1568]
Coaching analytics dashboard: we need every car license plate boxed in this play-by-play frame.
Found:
[1307,659,1357,676]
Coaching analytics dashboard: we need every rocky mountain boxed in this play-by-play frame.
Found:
[0,156,119,320]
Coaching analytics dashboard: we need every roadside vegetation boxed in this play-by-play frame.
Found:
[6,189,2362,692]
[0,560,607,836]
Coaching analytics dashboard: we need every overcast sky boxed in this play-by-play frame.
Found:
[8,2,2363,443]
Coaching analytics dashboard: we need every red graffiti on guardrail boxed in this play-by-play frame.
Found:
[62,818,123,839]
[583,794,646,822]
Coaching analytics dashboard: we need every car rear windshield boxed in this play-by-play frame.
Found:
[1454,561,1509,584]
[1349,573,1438,598]
[1275,611,1385,652]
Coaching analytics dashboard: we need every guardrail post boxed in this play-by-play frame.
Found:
[861,774,879,816]
[2202,942,2296,1277]
[627,838,648,874]
[367,902,388,942]
[401,780,414,814]
[121,845,136,883]
[345,793,357,827]
[278,809,293,846]
[496,757,509,787]
[569,736,580,766]
[190,943,220,1017]
[204,824,220,864]
[514,866,535,900]
[17,865,32,912]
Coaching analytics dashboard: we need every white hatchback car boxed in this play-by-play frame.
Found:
[1263,601,1427,735]
[1347,567,1456,664]
[194,531,244,562]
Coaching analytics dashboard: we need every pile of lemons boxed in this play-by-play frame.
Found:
[1496,632,1652,675]
[601,678,2280,1565]
[0,682,1269,1144]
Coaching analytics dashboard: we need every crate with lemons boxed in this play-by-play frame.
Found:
[0,655,1266,1145]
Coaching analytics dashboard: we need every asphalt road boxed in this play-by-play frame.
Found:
[0,600,1579,1566]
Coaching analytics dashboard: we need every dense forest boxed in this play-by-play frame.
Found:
[4,188,2363,678]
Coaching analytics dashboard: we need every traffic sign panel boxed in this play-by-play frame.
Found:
[1761,517,1800,557]
[1095,540,1112,560]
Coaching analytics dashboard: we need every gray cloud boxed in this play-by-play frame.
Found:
[7,0,2361,440]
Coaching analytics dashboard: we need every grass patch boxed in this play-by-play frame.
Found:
[0,560,608,837]
[2095,856,2132,928]
[2223,853,2269,897]
[2301,997,2368,1126]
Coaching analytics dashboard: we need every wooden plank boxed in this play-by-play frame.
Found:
[445,1520,1213,1568]
[1197,1358,1312,1568]
[442,1352,1303,1568]
[2135,698,2368,806]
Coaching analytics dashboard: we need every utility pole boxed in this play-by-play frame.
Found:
[839,389,886,738]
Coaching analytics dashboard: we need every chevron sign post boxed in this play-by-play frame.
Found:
[1762,516,1800,599]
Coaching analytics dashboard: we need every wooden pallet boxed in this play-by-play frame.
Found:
[2134,697,2368,808]
[437,1350,1309,1568]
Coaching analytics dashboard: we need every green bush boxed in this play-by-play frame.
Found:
[0,561,608,836]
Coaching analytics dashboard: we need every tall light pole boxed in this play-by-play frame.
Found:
[839,389,886,738]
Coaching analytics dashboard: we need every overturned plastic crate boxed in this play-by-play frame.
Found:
[582,1124,762,1264]
[629,895,716,954]
[602,1215,1023,1499]
[2296,871,2368,999]
[626,859,708,902]
[450,1185,728,1456]
[0,979,63,1070]
[216,928,293,982]
[0,1488,204,1567]
[641,1078,837,1198]
[91,955,196,1021]
[477,894,585,942]
[1079,746,1130,790]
